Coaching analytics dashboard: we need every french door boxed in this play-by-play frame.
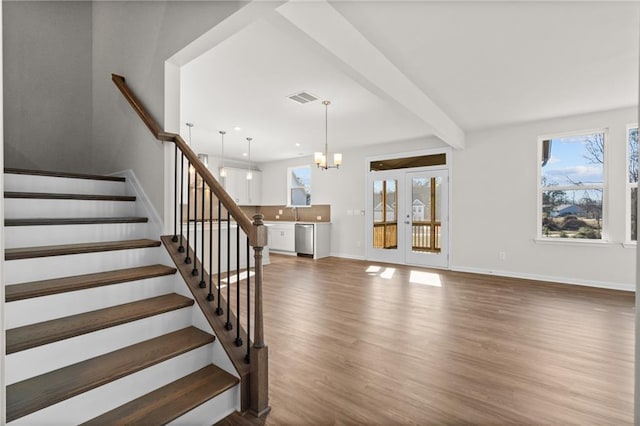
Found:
[367,168,448,269]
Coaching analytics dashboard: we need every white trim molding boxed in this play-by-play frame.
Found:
[451,265,634,292]
[110,169,163,239]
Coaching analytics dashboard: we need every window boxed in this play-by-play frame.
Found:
[628,125,638,242]
[288,165,311,206]
[539,130,606,240]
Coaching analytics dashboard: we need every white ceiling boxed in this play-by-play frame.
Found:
[180,1,639,163]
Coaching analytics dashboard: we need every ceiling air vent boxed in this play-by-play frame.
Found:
[288,91,318,104]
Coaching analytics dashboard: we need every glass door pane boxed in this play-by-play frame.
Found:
[372,179,398,249]
[405,170,448,268]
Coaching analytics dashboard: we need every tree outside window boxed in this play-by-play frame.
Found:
[540,131,606,240]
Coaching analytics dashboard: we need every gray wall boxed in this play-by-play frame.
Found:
[92,1,244,214]
[3,1,93,171]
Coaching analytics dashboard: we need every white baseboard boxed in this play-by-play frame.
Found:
[330,252,365,261]
[110,170,163,238]
[450,265,634,292]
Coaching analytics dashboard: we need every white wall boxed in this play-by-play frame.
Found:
[91,1,244,216]
[452,106,636,289]
[260,107,637,288]
[259,137,446,259]
[3,1,93,172]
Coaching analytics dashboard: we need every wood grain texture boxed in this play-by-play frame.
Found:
[5,239,161,260]
[4,191,136,201]
[161,235,251,411]
[5,217,148,226]
[82,364,238,425]
[112,74,256,243]
[4,168,126,182]
[6,327,214,423]
[217,255,634,425]
[6,294,193,354]
[5,264,176,302]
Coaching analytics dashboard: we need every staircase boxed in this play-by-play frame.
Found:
[4,168,240,424]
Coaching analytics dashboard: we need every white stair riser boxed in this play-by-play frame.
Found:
[8,344,214,425]
[5,222,150,248]
[6,308,192,384]
[5,199,135,219]
[6,275,176,328]
[169,384,239,426]
[5,247,163,284]
[4,174,127,196]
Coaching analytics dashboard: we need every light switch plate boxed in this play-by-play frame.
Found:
[278,209,283,215]
[275,215,280,219]
[316,216,322,220]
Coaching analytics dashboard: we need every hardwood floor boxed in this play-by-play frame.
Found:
[220,255,634,425]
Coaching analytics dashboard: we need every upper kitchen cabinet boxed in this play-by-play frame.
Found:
[223,167,262,206]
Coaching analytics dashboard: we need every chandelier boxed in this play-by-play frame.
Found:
[314,100,342,170]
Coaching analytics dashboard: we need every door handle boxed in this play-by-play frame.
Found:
[404,221,410,225]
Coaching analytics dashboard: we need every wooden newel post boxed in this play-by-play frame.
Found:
[250,214,270,416]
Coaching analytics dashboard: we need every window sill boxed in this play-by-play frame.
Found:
[622,242,637,249]
[533,238,617,247]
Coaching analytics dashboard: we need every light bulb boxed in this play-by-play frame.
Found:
[314,152,323,166]
[220,167,226,178]
[334,153,343,167]
[246,171,253,180]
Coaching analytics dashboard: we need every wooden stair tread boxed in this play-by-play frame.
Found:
[5,264,176,302]
[5,217,148,226]
[6,327,215,423]
[6,294,194,354]
[4,168,126,182]
[4,191,136,201]
[82,365,239,425]
[5,239,161,260]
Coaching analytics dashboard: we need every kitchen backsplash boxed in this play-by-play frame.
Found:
[180,190,328,222]
[257,205,331,222]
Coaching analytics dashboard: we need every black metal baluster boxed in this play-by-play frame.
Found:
[245,236,251,363]
[178,153,185,253]
[235,222,242,347]
[199,181,206,288]
[225,210,233,331]
[192,173,199,276]
[185,162,192,264]
[172,144,178,242]
[216,199,223,315]
[207,191,214,301]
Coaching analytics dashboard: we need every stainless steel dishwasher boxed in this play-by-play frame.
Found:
[295,223,314,257]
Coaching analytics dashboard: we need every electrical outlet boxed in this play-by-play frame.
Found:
[278,209,283,215]
[317,216,322,220]
[499,251,506,261]
[275,215,280,220]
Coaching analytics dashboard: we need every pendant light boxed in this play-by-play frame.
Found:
[314,100,342,170]
[219,130,227,178]
[186,123,195,178]
[246,137,253,180]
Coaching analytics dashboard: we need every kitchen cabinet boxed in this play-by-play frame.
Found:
[265,222,331,258]
[267,223,295,252]
[223,167,262,206]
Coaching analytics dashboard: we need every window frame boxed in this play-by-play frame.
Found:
[536,128,609,242]
[626,124,638,244]
[287,164,312,207]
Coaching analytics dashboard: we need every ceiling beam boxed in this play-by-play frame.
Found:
[167,1,286,67]
[275,1,465,150]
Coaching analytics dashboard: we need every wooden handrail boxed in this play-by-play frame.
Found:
[111,74,255,244]
[113,73,269,416]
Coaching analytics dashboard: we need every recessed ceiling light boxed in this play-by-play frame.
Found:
[295,143,301,147]
[234,126,242,131]
[242,152,248,157]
